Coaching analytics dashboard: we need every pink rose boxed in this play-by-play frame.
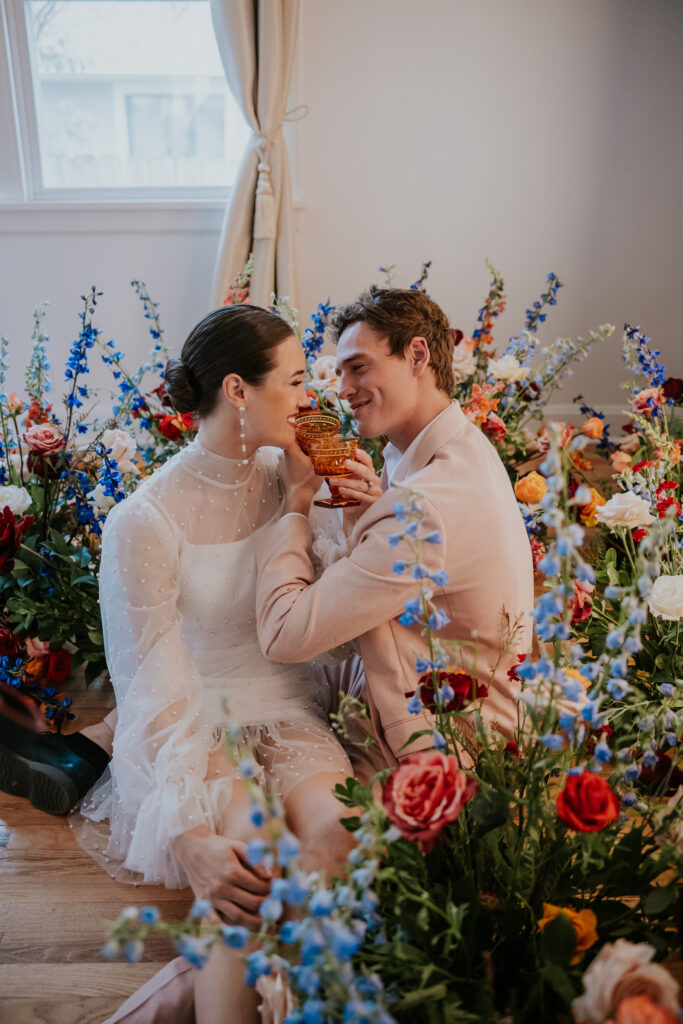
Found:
[23,423,66,455]
[381,751,478,852]
[632,387,663,417]
[26,636,50,658]
[572,939,680,1023]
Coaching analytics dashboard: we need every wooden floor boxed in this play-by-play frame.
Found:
[0,677,193,1024]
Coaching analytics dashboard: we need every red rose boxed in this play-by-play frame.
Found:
[381,751,478,852]
[156,413,195,441]
[556,772,620,833]
[23,422,66,455]
[662,377,683,403]
[414,669,488,713]
[46,649,72,685]
[0,624,23,656]
[0,507,34,575]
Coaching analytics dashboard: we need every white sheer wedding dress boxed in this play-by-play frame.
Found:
[70,439,353,887]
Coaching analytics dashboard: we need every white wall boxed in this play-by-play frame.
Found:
[1,0,681,415]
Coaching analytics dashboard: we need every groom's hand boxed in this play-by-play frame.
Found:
[282,442,318,516]
[172,828,272,930]
[330,448,382,507]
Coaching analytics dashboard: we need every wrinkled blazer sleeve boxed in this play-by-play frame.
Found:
[255,497,446,663]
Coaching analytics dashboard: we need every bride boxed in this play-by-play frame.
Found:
[72,303,375,1023]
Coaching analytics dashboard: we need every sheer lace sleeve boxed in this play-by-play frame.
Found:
[99,494,224,886]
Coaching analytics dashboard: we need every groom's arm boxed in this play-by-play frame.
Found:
[255,494,447,662]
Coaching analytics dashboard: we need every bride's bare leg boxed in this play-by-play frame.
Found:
[284,771,356,876]
[194,777,264,1024]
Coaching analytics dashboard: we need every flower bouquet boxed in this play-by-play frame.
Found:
[106,428,682,1023]
[0,283,190,725]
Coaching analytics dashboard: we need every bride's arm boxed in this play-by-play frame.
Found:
[100,498,270,914]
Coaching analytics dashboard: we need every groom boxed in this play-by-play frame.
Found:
[255,285,534,764]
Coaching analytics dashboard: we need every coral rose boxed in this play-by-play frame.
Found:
[610,451,633,473]
[572,939,680,1023]
[647,575,683,621]
[556,772,620,833]
[23,423,66,455]
[632,387,663,417]
[610,994,679,1024]
[26,636,50,658]
[0,506,34,575]
[569,579,594,624]
[515,471,548,504]
[582,416,605,439]
[538,903,598,964]
[381,751,478,853]
[46,649,72,685]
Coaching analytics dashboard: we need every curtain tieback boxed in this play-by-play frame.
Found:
[252,108,308,241]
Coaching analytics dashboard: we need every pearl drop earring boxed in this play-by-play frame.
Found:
[239,407,248,464]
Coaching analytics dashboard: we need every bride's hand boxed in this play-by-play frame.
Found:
[330,447,382,507]
[281,442,318,516]
[172,828,272,929]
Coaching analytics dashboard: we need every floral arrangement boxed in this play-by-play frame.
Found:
[0,283,189,725]
[105,420,682,1022]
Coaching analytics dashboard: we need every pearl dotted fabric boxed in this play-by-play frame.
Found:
[70,440,352,888]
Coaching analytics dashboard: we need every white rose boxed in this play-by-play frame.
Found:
[594,491,655,530]
[100,428,139,475]
[89,483,116,514]
[487,353,527,383]
[308,355,341,394]
[1,485,32,516]
[451,344,477,382]
[647,574,683,621]
[572,938,680,1022]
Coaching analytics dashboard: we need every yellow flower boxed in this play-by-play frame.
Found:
[514,471,548,504]
[538,903,598,964]
[562,667,591,690]
[579,487,606,527]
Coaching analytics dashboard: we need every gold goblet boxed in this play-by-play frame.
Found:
[309,436,361,508]
[294,412,341,455]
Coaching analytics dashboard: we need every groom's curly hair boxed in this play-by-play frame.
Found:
[331,286,456,395]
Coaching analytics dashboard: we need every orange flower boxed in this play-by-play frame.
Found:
[582,417,605,439]
[515,471,548,504]
[538,903,598,964]
[610,451,632,473]
[579,487,606,527]
[462,383,502,427]
[24,656,47,683]
[610,995,679,1024]
[6,392,22,415]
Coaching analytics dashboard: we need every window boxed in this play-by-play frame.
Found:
[7,0,250,199]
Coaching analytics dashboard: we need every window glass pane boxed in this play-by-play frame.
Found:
[25,0,250,190]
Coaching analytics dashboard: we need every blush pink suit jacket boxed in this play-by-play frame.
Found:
[256,401,534,763]
[103,402,533,1024]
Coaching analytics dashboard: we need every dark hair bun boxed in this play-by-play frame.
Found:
[165,357,199,414]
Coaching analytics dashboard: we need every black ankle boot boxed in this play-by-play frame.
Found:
[0,707,111,816]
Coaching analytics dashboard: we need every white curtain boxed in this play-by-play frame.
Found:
[210,0,301,309]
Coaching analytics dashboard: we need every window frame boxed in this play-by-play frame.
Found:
[3,0,236,204]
